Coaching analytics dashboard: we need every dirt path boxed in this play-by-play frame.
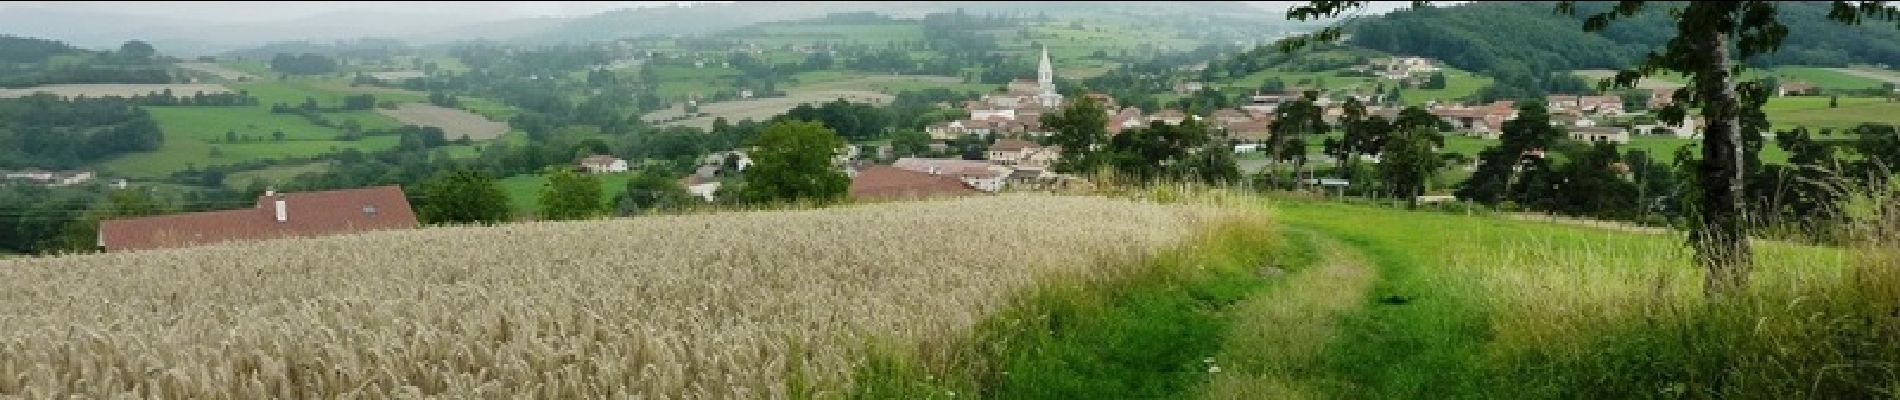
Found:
[1202,232,1378,400]
[1830,67,1900,85]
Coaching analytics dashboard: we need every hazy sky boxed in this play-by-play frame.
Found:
[0,1,716,22]
[0,1,1430,23]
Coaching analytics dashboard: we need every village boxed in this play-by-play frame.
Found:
[42,50,1848,253]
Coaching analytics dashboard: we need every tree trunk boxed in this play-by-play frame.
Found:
[1693,31,1753,297]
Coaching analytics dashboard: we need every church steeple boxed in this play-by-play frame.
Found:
[1037,45,1054,94]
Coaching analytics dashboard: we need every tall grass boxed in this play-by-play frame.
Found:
[850,194,1290,399]
[1275,177,1900,398]
[0,194,1226,398]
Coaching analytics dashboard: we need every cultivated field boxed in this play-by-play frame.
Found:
[378,103,511,141]
[176,62,257,81]
[645,89,894,129]
[644,74,973,130]
[1572,69,1685,90]
[0,195,1227,398]
[0,83,231,99]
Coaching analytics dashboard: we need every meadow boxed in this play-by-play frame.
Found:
[498,171,640,218]
[0,195,1229,398]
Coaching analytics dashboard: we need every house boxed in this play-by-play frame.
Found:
[578,155,629,174]
[1242,93,1301,113]
[97,186,418,252]
[986,139,1062,169]
[986,139,1040,165]
[1221,119,1273,143]
[1649,88,1678,110]
[1175,81,1207,94]
[1778,82,1818,96]
[1547,95,1626,115]
[1633,116,1702,138]
[1570,126,1631,144]
[681,176,721,202]
[3,170,94,186]
[849,166,983,201]
[892,158,1013,192]
[1149,109,1191,126]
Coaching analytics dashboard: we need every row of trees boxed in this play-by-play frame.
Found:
[412,120,852,225]
[0,95,163,169]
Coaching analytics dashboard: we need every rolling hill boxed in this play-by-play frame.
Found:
[1345,1,1900,74]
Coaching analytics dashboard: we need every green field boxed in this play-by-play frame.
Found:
[1763,95,1900,131]
[648,65,745,100]
[727,22,926,47]
[1767,67,1886,90]
[856,194,1891,397]
[224,161,335,187]
[498,171,640,218]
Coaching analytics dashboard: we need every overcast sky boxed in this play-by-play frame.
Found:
[0,1,715,22]
[0,1,1430,23]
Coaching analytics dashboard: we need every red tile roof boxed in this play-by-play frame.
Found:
[989,138,1039,152]
[849,166,982,201]
[98,185,419,252]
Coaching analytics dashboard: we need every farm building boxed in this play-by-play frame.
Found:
[849,166,983,201]
[98,186,418,252]
[579,155,629,174]
[1570,126,1632,144]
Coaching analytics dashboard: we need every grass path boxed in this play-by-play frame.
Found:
[1200,231,1379,399]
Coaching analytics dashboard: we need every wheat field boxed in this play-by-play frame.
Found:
[0,194,1227,398]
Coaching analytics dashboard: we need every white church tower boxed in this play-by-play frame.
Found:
[1035,45,1064,108]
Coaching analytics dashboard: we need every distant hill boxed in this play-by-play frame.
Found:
[1344,1,1900,74]
[0,35,170,88]
[432,1,1275,45]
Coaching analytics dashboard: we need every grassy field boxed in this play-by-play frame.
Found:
[0,83,232,99]
[647,65,745,100]
[223,161,336,187]
[497,171,640,218]
[1768,67,1886,90]
[98,101,404,178]
[726,21,926,47]
[0,195,1225,398]
[1237,198,1898,398]
[1763,95,1900,131]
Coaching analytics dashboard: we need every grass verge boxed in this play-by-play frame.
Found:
[846,204,1303,399]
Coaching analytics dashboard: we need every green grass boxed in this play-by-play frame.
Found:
[96,103,404,178]
[728,22,925,47]
[851,210,1288,399]
[1399,69,1493,106]
[1259,198,1891,398]
[648,65,745,100]
[497,171,638,218]
[1768,67,1885,90]
[224,161,335,187]
[1763,95,1900,131]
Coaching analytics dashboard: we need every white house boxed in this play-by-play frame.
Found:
[687,181,721,202]
[578,155,629,174]
[1570,126,1631,144]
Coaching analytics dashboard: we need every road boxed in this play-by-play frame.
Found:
[1830,67,1900,86]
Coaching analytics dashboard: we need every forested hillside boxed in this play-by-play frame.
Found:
[0,35,170,88]
[1347,1,1900,74]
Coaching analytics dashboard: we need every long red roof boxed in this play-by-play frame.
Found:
[98,185,418,252]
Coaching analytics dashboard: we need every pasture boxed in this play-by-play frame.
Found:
[497,171,640,218]
[0,83,231,99]
[175,62,257,81]
[377,103,510,141]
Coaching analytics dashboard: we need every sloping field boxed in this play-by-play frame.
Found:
[378,103,510,141]
[176,62,257,81]
[0,83,231,99]
[0,195,1228,398]
[646,89,893,129]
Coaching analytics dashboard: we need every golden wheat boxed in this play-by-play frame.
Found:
[0,194,1226,398]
